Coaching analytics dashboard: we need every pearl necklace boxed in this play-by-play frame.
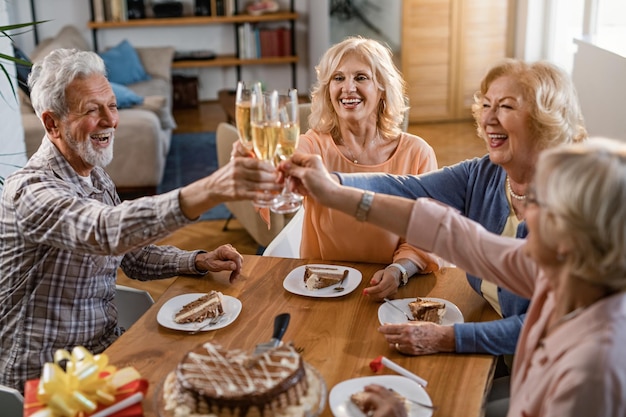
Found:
[506,176,526,201]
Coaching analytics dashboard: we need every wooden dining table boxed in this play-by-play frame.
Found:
[105,255,499,417]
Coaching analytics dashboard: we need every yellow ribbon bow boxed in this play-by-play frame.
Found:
[33,347,140,417]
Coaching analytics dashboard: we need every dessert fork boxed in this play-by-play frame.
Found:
[383,298,415,321]
[334,274,348,292]
[189,314,224,335]
[388,389,438,411]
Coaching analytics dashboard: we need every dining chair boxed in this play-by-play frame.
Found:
[262,206,304,258]
[115,285,155,331]
[0,383,24,416]
[216,122,290,249]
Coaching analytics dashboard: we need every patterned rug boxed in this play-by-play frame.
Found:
[157,131,231,221]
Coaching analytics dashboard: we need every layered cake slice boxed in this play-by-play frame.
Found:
[408,297,446,323]
[174,291,224,324]
[303,266,348,290]
[350,389,408,415]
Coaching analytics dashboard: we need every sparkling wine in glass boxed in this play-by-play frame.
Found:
[250,87,281,208]
[271,89,303,214]
[235,81,260,151]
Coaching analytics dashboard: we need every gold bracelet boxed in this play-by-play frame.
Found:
[355,190,374,222]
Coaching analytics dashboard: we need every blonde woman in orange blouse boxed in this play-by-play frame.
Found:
[297,36,440,299]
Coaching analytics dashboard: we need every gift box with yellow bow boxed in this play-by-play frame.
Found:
[24,347,148,417]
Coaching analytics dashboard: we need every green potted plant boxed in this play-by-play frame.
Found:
[0,21,45,188]
[0,22,43,100]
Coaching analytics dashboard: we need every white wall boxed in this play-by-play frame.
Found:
[13,0,315,101]
[0,0,28,182]
[572,38,626,141]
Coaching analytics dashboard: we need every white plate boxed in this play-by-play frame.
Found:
[156,293,242,332]
[378,297,464,326]
[329,375,433,417]
[283,264,362,298]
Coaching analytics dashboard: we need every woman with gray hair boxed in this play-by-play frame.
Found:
[283,137,626,416]
[333,59,587,362]
[297,36,440,290]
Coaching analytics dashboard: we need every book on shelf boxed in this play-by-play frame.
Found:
[101,0,127,22]
[210,0,235,16]
[92,0,105,22]
[258,27,292,58]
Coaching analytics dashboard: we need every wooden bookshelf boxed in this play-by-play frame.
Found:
[88,1,298,86]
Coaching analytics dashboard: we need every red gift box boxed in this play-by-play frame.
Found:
[24,377,148,417]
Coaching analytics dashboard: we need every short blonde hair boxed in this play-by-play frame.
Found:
[309,36,407,140]
[535,138,626,290]
[471,59,587,150]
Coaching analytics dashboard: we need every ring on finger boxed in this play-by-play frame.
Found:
[395,342,400,350]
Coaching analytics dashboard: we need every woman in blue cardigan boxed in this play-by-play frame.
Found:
[337,59,587,357]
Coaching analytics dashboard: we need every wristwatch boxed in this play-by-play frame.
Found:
[387,263,409,287]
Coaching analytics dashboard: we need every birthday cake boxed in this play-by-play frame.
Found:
[161,342,325,417]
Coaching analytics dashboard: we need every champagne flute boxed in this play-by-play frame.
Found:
[235,80,260,151]
[250,87,281,207]
[271,89,303,214]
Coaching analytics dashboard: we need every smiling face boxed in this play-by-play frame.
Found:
[479,75,541,172]
[47,73,119,175]
[328,53,382,127]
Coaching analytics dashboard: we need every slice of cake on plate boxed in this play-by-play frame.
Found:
[174,290,224,324]
[350,389,408,415]
[303,266,348,290]
[408,297,446,323]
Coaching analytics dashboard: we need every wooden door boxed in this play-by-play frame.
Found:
[402,0,515,122]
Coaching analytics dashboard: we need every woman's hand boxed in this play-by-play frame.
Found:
[378,322,455,355]
[195,244,244,282]
[363,268,401,300]
[361,384,408,417]
[279,153,341,204]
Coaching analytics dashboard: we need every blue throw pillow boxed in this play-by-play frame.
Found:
[99,40,151,85]
[110,82,144,108]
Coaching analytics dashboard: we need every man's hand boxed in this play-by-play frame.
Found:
[195,244,244,282]
[378,322,455,355]
[179,156,280,220]
[232,140,255,159]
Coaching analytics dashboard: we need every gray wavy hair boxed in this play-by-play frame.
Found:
[309,36,408,140]
[535,137,626,290]
[28,48,107,120]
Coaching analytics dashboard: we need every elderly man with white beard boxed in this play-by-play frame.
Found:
[0,48,280,393]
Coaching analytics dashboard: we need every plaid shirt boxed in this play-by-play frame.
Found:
[0,138,203,392]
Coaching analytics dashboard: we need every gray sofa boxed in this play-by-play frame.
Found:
[20,25,176,194]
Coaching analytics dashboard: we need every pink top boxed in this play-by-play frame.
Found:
[407,198,626,417]
[298,130,440,269]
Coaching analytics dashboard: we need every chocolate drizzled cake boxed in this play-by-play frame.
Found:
[162,342,324,417]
